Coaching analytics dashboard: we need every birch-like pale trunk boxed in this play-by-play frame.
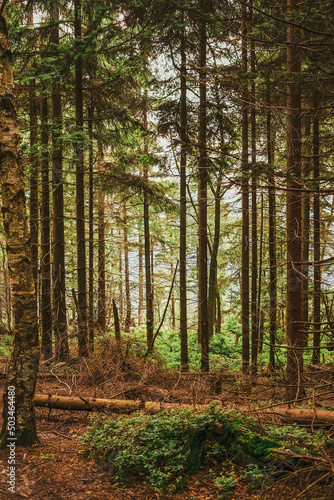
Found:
[0,7,39,447]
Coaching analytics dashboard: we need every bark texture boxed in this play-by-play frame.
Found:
[199,0,209,372]
[312,93,321,364]
[75,0,88,356]
[180,25,188,371]
[97,133,106,335]
[40,95,52,359]
[286,0,304,399]
[241,2,250,374]
[0,10,39,447]
[51,6,69,362]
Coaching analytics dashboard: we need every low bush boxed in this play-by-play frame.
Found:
[80,404,279,492]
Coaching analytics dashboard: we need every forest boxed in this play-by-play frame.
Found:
[0,0,334,498]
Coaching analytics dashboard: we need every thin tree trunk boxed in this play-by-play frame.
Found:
[88,101,94,347]
[51,6,69,362]
[312,92,321,364]
[0,7,39,446]
[119,247,124,325]
[97,133,106,335]
[216,279,221,335]
[143,95,154,348]
[208,173,222,339]
[241,1,250,374]
[250,17,258,375]
[75,0,88,356]
[40,94,52,359]
[180,23,189,370]
[267,84,277,370]
[29,73,38,290]
[112,299,121,341]
[286,0,304,400]
[302,118,311,347]
[257,193,264,354]
[199,0,209,372]
[138,227,144,325]
[124,202,131,332]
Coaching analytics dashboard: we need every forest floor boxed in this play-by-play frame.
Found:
[0,339,333,500]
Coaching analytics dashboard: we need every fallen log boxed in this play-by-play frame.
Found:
[33,395,334,425]
[33,394,221,414]
[34,394,143,413]
[261,407,334,425]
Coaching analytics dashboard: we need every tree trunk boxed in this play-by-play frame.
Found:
[51,6,69,362]
[29,75,38,291]
[75,0,88,356]
[250,19,258,375]
[199,0,209,372]
[267,83,277,370]
[138,227,144,326]
[0,7,39,447]
[208,173,222,340]
[286,0,304,400]
[215,279,221,335]
[88,101,94,348]
[118,248,123,326]
[241,1,250,374]
[180,25,189,370]
[97,132,106,335]
[143,95,154,348]
[312,92,321,364]
[302,118,311,347]
[40,94,53,359]
[124,202,131,332]
[112,299,121,341]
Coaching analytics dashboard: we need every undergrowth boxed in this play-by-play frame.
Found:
[80,404,280,492]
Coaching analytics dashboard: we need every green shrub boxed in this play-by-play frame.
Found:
[80,404,280,491]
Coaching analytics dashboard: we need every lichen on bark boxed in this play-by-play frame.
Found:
[0,6,39,448]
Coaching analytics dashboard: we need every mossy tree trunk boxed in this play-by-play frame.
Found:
[0,8,39,447]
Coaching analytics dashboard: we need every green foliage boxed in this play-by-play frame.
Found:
[264,425,326,456]
[211,470,237,499]
[80,404,280,492]
[0,334,13,357]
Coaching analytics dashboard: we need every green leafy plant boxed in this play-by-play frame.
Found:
[80,404,280,491]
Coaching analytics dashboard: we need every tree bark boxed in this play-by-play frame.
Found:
[250,17,258,375]
[74,0,88,356]
[138,226,144,326]
[286,0,304,400]
[29,70,38,291]
[51,6,69,362]
[112,299,121,341]
[0,7,39,447]
[241,1,250,374]
[180,24,189,370]
[97,132,106,335]
[88,101,94,348]
[208,173,222,340]
[199,0,209,372]
[143,94,154,348]
[302,118,311,347]
[40,94,53,359]
[267,84,277,370]
[123,202,131,332]
[312,92,321,364]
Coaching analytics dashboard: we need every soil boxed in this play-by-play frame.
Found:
[0,350,333,500]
